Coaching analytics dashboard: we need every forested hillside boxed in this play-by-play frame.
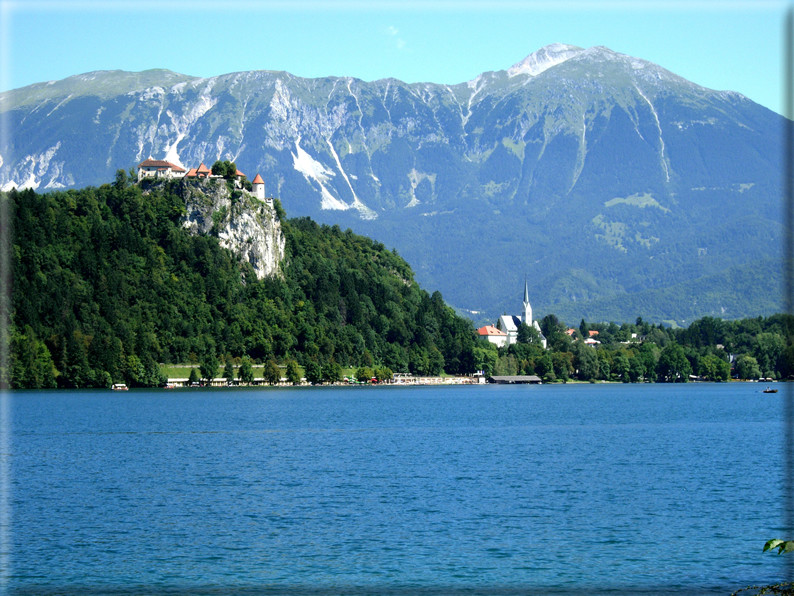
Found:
[8,177,477,388]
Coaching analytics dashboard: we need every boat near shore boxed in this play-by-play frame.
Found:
[111,383,128,391]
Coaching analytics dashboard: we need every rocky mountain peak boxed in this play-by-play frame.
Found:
[0,46,782,322]
[507,43,584,77]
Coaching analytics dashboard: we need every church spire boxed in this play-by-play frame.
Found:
[523,275,532,326]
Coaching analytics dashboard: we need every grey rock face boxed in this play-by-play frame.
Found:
[179,179,284,279]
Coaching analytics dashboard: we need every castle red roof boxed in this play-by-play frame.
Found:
[252,174,264,184]
[236,169,246,178]
[196,163,210,174]
[138,158,185,172]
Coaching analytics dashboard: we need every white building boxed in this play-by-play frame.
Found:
[137,158,186,181]
[477,325,508,348]
[496,279,547,349]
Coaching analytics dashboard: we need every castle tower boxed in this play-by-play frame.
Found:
[252,174,265,200]
[522,276,532,326]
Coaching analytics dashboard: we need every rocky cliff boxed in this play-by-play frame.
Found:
[165,178,283,279]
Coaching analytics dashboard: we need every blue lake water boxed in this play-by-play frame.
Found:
[6,383,792,595]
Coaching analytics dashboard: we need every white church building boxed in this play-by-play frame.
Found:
[482,279,547,349]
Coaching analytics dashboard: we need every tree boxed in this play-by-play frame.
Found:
[305,360,323,385]
[535,352,555,382]
[375,367,393,382]
[472,345,498,377]
[286,360,302,384]
[551,351,573,382]
[147,359,168,387]
[517,322,540,344]
[628,356,646,383]
[638,343,661,379]
[597,350,611,380]
[322,361,343,384]
[540,314,564,344]
[580,318,589,337]
[273,198,286,221]
[355,367,375,383]
[575,343,599,381]
[264,359,281,385]
[125,354,145,387]
[113,169,129,190]
[780,344,794,379]
[199,354,219,383]
[427,346,445,376]
[223,360,235,382]
[188,368,200,384]
[656,344,691,382]
[11,326,58,388]
[323,361,342,383]
[753,333,785,374]
[238,357,254,384]
[612,352,630,382]
[211,160,238,179]
[735,354,762,380]
[700,353,730,382]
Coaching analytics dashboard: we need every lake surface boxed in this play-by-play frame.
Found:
[6,383,792,595]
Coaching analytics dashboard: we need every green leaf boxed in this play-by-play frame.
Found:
[764,539,784,553]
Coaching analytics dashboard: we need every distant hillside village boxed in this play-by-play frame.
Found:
[137,157,269,202]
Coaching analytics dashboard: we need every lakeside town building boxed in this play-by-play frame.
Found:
[476,324,508,348]
[478,279,548,349]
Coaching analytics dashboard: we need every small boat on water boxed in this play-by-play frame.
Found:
[763,387,778,394]
[111,383,129,391]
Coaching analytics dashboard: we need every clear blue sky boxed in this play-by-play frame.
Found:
[0,0,787,114]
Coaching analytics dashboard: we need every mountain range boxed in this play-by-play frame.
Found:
[0,43,784,324]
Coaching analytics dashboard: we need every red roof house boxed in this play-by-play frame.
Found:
[477,325,508,348]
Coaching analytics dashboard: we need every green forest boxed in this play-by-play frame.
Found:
[6,174,476,388]
[5,173,794,388]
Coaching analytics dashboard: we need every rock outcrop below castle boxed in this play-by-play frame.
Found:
[177,178,284,279]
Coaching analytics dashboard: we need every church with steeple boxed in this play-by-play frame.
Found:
[496,278,547,349]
